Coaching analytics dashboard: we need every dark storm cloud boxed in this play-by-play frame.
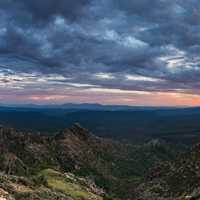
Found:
[1,0,200,93]
[18,0,93,25]
[0,0,91,23]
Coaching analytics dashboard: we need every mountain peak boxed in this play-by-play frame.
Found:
[55,123,91,141]
[70,123,90,137]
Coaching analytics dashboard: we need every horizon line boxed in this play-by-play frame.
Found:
[0,102,198,108]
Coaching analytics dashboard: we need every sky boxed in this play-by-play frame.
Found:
[0,0,200,106]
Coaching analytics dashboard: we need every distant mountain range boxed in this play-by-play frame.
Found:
[0,103,185,111]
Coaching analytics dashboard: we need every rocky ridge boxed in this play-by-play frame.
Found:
[0,124,179,200]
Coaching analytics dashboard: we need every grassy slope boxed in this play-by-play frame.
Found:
[39,169,103,200]
[0,170,104,200]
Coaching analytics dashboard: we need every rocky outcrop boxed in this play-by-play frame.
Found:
[0,188,14,200]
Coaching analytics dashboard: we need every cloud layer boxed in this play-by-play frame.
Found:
[1,0,200,105]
